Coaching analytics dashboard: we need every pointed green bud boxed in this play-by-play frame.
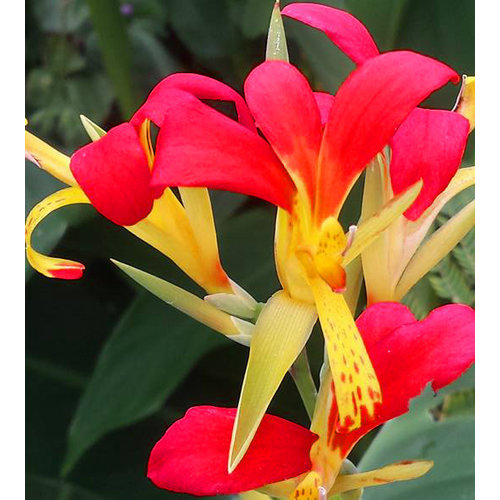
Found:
[266,1,289,62]
[80,115,106,142]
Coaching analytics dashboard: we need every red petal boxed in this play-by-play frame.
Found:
[131,73,256,131]
[316,51,460,220]
[148,406,317,495]
[70,123,154,226]
[361,302,475,419]
[314,92,335,126]
[244,61,323,200]
[334,303,474,453]
[282,3,379,65]
[151,90,295,210]
[390,108,470,220]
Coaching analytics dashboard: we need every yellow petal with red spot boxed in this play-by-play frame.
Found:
[313,217,347,291]
[26,187,90,279]
[25,130,76,186]
[330,460,433,495]
[229,291,318,472]
[308,278,381,432]
[289,471,324,500]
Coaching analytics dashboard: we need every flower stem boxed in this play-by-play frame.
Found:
[289,348,317,420]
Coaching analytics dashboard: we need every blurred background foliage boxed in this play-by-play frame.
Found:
[25,1,474,499]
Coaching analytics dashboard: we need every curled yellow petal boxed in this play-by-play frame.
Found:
[330,460,434,495]
[26,187,90,279]
[229,291,318,472]
[454,75,475,131]
[308,278,381,432]
[25,130,76,186]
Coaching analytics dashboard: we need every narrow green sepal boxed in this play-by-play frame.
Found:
[111,259,238,336]
[80,115,106,141]
[266,1,289,62]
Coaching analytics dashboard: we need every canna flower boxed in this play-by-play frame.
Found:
[25,75,271,343]
[146,302,474,497]
[24,74,261,290]
[142,28,464,469]
[281,2,476,303]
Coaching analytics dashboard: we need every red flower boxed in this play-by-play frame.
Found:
[282,2,471,220]
[149,54,460,221]
[69,73,259,226]
[147,302,474,496]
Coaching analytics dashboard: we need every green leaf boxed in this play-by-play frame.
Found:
[359,370,474,500]
[452,228,475,278]
[62,292,225,475]
[85,0,137,118]
[429,255,474,306]
[27,474,109,500]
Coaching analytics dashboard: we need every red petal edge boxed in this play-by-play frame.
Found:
[131,73,256,131]
[70,123,154,226]
[390,108,470,220]
[317,51,460,220]
[244,61,323,200]
[332,302,474,453]
[151,89,295,210]
[282,3,379,64]
[148,406,317,496]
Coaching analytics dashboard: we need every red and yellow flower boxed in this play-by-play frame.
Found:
[146,302,474,498]
[282,2,475,304]
[127,9,470,472]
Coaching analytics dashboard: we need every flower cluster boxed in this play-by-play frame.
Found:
[25,2,475,498]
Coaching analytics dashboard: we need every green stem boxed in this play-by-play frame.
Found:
[289,348,317,420]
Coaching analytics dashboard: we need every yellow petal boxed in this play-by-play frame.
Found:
[229,291,317,472]
[240,491,273,500]
[289,471,324,500]
[179,187,231,293]
[396,166,475,276]
[330,460,434,495]
[139,118,155,168]
[308,278,381,432]
[26,187,90,279]
[25,130,76,186]
[454,75,475,131]
[313,217,347,291]
[395,200,475,300]
[308,369,344,490]
[359,155,394,302]
[343,180,422,266]
[111,260,238,336]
